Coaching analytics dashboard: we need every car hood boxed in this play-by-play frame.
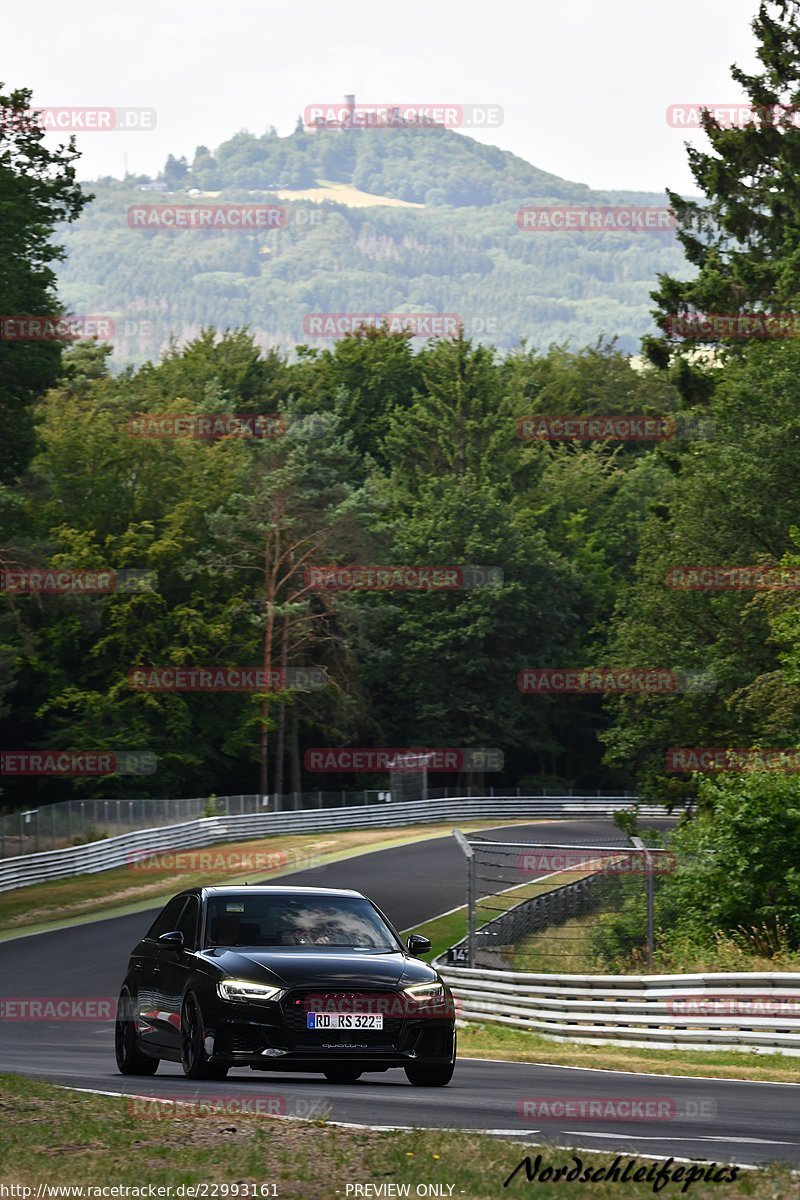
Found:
[199,947,437,990]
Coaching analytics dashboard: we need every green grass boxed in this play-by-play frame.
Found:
[1,1074,797,1199]
[509,910,599,972]
[457,1021,800,1084]
[403,868,599,961]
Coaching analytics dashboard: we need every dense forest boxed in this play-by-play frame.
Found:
[54,122,689,364]
[0,0,799,875]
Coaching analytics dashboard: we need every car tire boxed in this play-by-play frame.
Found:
[323,1068,363,1084]
[404,1034,456,1087]
[180,993,229,1080]
[115,991,159,1076]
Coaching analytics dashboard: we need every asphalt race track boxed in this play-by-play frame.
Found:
[1,821,798,1168]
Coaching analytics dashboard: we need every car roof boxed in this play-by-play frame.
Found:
[199,885,366,899]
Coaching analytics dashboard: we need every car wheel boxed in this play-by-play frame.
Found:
[404,1033,456,1087]
[323,1068,363,1084]
[115,991,159,1075]
[404,1060,455,1087]
[180,993,228,1080]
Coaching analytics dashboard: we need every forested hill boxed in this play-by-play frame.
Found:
[56,123,691,366]
[171,123,660,207]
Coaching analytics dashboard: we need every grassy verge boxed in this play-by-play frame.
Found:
[405,910,800,1084]
[403,868,597,961]
[0,819,542,939]
[1,1075,796,1199]
[509,910,598,972]
[457,1022,800,1084]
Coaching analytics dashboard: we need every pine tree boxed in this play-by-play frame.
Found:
[645,0,800,377]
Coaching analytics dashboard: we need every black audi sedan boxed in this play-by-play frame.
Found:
[115,885,456,1086]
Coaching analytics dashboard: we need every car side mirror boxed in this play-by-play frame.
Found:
[158,930,185,949]
[407,934,431,956]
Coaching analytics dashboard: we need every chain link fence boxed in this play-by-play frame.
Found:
[448,833,683,973]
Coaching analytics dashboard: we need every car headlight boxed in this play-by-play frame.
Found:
[402,981,446,1003]
[217,980,283,1003]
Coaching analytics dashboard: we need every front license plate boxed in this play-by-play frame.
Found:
[307,1012,383,1030]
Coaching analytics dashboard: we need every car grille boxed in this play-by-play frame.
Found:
[281,989,404,1050]
[225,1024,271,1054]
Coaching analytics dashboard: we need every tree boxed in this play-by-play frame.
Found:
[162,154,189,188]
[662,771,800,950]
[0,84,89,483]
[645,1,800,377]
[602,338,800,797]
[193,404,376,794]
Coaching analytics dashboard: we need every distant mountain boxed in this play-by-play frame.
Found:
[56,123,692,365]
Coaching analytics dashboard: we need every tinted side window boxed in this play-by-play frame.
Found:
[145,896,188,942]
[176,897,199,950]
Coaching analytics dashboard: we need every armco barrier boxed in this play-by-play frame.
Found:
[435,962,800,1055]
[0,795,659,892]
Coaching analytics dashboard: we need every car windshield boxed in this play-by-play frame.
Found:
[204,894,399,950]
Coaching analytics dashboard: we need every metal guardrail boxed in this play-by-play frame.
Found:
[0,787,638,859]
[435,962,800,1054]
[0,794,657,892]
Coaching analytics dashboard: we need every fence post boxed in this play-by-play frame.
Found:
[452,830,475,969]
[632,837,654,970]
[51,804,57,851]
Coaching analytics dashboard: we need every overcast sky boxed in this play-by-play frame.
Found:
[5,0,761,195]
